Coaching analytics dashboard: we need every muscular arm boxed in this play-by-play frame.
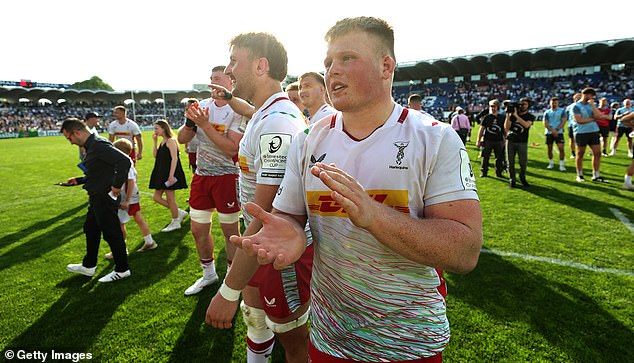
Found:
[313,162,482,274]
[135,134,143,159]
[224,183,282,290]
[367,199,482,274]
[177,125,196,144]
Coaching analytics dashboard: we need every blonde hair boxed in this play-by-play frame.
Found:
[113,138,133,155]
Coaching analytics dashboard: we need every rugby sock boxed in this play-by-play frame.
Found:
[548,159,554,166]
[246,336,275,363]
[143,235,154,244]
[559,160,565,166]
[593,171,600,178]
[625,175,632,184]
[201,258,216,279]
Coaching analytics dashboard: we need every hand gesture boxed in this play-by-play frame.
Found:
[228,202,306,269]
[311,162,377,229]
[119,201,129,210]
[152,132,158,143]
[66,177,78,186]
[205,293,240,329]
[184,102,210,126]
[209,84,231,100]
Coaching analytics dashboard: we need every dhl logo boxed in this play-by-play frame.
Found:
[211,123,226,133]
[306,190,410,217]
[238,155,250,173]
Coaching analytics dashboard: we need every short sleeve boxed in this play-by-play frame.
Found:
[424,128,479,206]
[254,115,303,185]
[272,131,308,215]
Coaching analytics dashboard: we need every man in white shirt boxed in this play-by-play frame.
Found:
[229,16,482,362]
[108,106,143,163]
[298,72,336,124]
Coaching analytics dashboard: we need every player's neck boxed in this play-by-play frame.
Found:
[307,102,325,118]
[252,80,283,110]
[341,100,395,140]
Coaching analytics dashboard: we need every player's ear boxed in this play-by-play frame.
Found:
[255,57,269,77]
[381,54,395,80]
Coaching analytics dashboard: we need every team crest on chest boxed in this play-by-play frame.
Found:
[389,141,409,170]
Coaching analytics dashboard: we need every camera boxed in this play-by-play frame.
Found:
[503,100,519,114]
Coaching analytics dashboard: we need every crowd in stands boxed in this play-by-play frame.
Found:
[393,68,634,121]
[0,101,186,133]
[2,69,633,134]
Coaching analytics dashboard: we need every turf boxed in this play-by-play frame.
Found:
[0,125,632,362]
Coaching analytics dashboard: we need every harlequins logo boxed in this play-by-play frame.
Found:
[264,296,276,307]
[268,136,282,153]
[389,141,409,170]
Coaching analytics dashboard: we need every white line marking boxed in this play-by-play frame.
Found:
[481,248,634,277]
[608,207,634,235]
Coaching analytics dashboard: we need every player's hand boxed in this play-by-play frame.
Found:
[551,130,558,137]
[111,186,121,197]
[136,151,142,160]
[119,201,129,210]
[229,202,306,269]
[205,293,239,329]
[66,178,78,186]
[152,132,158,142]
[185,102,210,126]
[209,84,231,100]
[311,162,377,229]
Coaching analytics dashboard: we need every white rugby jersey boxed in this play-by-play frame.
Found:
[123,163,140,205]
[238,92,306,224]
[108,118,141,145]
[194,98,245,176]
[273,104,478,360]
[308,103,337,125]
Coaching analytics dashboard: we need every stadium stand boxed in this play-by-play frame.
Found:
[2,38,633,133]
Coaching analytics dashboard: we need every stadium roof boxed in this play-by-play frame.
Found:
[0,88,210,104]
[394,38,634,81]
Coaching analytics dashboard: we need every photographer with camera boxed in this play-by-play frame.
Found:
[504,97,535,188]
[476,99,506,177]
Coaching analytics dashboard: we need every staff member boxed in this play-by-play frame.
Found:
[62,118,132,282]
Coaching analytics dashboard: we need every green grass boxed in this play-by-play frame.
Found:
[0,126,633,362]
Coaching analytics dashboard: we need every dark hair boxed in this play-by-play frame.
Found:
[154,119,174,139]
[229,32,288,81]
[299,72,325,88]
[60,117,88,133]
[581,87,596,95]
[549,97,559,102]
[325,16,395,62]
[519,97,532,105]
[212,65,226,73]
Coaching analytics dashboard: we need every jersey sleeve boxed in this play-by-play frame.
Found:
[132,121,142,135]
[424,127,479,206]
[272,129,308,216]
[254,114,302,185]
[108,122,115,135]
[228,114,246,134]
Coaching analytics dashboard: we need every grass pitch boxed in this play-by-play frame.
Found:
[0,125,632,362]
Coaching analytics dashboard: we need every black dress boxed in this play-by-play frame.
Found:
[149,140,188,190]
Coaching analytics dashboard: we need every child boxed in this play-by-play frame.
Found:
[106,139,157,258]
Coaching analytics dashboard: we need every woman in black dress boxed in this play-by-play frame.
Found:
[149,120,188,232]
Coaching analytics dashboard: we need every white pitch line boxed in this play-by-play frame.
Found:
[481,248,634,277]
[608,207,634,235]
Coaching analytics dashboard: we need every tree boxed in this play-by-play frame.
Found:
[70,76,114,91]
